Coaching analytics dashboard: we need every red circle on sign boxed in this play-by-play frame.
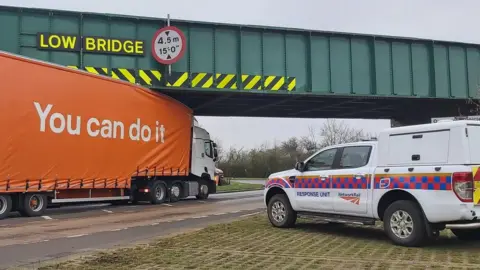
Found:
[151,26,187,65]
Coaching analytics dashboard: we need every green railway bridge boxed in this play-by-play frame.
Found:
[1,5,479,125]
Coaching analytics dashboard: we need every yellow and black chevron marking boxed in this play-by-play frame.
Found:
[263,75,286,91]
[64,64,296,91]
[286,77,296,91]
[85,67,108,76]
[166,72,189,87]
[191,72,214,88]
[111,68,136,84]
[138,70,162,86]
[215,74,237,89]
[241,75,262,90]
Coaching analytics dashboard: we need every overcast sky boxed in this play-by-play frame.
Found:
[1,0,477,149]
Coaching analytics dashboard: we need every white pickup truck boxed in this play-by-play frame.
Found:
[264,120,480,247]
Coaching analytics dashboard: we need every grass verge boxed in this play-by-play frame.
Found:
[230,178,266,181]
[40,214,480,270]
[216,181,264,193]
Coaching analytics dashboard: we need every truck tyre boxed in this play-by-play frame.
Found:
[0,195,12,220]
[19,193,47,217]
[383,200,427,247]
[169,182,182,203]
[451,229,480,241]
[196,180,209,200]
[267,194,297,228]
[150,181,167,204]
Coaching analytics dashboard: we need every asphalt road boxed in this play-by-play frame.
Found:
[0,190,264,269]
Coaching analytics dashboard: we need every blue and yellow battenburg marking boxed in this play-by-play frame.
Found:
[266,173,454,191]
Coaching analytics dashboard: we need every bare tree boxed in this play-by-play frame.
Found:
[318,119,368,148]
[281,137,301,161]
[465,84,480,115]
[300,126,319,154]
[216,120,371,178]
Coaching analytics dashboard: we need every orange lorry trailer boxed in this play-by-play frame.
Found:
[0,51,219,219]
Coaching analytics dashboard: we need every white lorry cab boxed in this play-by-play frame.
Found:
[264,120,480,246]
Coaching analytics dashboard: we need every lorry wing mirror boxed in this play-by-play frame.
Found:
[295,161,305,172]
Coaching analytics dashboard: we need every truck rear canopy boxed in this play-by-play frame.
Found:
[467,124,480,164]
[377,120,480,166]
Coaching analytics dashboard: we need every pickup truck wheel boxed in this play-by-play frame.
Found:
[267,194,297,228]
[383,200,427,247]
[0,195,12,220]
[451,229,480,241]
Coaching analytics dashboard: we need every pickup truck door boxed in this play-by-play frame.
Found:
[331,145,373,215]
[294,147,340,212]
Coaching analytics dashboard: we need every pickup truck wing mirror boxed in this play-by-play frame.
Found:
[295,161,305,172]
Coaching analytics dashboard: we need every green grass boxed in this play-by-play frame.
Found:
[230,178,266,181]
[39,214,480,270]
[216,181,264,193]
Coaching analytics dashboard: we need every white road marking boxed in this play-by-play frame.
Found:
[192,216,207,219]
[240,212,261,218]
[67,234,88,238]
[102,209,114,214]
[174,218,185,221]
[41,216,52,220]
[109,228,123,231]
[229,210,241,213]
[213,213,226,216]
[163,204,173,207]
[150,223,160,226]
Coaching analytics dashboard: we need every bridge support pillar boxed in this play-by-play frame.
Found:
[390,116,432,128]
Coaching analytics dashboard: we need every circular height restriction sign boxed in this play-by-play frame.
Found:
[151,26,186,65]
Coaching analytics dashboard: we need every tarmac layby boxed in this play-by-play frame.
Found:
[0,190,264,269]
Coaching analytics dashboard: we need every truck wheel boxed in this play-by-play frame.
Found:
[196,180,209,200]
[19,193,47,217]
[169,182,182,203]
[451,229,480,241]
[0,195,12,220]
[150,181,167,204]
[267,194,297,228]
[383,200,427,247]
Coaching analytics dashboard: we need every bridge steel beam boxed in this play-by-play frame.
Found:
[1,5,480,120]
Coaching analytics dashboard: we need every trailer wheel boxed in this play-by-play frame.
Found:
[196,180,209,200]
[150,181,167,204]
[19,193,47,217]
[169,182,182,203]
[0,195,12,220]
